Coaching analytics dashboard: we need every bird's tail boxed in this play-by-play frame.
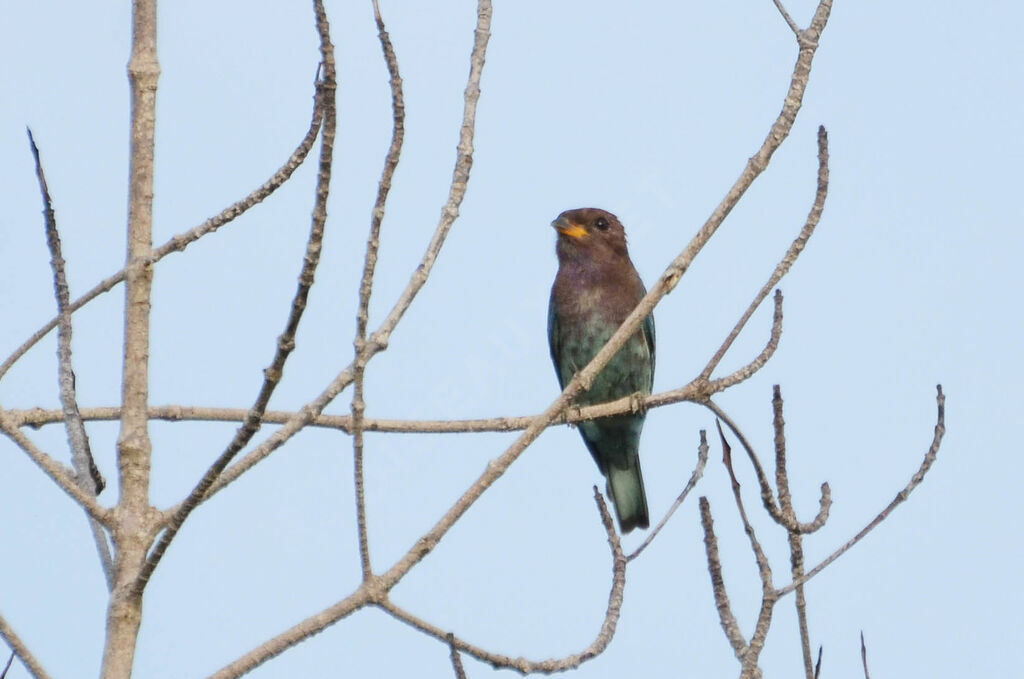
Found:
[607,459,649,533]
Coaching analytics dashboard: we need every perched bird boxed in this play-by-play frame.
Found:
[548,208,655,533]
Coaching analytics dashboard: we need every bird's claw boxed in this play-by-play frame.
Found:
[629,392,647,416]
[567,404,583,429]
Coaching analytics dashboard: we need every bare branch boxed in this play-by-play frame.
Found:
[0,409,109,523]
[26,128,115,589]
[379,489,625,675]
[777,385,946,598]
[718,422,777,677]
[627,429,709,561]
[2,378,704,435]
[0,610,53,679]
[26,129,105,495]
[771,386,813,679]
[702,124,830,385]
[208,588,372,679]
[706,289,784,394]
[718,421,773,590]
[814,646,823,679]
[0,652,12,679]
[772,0,802,36]
[133,0,337,595]
[699,497,747,658]
[0,68,325,387]
[351,0,407,580]
[860,631,871,679]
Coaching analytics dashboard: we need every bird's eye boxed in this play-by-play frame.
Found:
[595,217,609,231]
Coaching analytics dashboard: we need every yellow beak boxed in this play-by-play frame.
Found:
[552,218,587,240]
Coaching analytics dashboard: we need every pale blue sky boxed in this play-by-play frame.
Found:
[1,1,1021,677]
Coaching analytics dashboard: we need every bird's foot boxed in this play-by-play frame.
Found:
[567,404,583,429]
[629,391,647,416]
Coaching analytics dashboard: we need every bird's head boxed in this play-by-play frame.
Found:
[551,208,630,262]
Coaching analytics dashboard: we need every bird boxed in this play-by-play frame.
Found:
[547,207,655,533]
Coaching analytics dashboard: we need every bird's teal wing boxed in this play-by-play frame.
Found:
[643,312,655,392]
[547,297,566,390]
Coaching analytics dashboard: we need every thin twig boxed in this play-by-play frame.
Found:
[718,421,773,589]
[0,612,51,679]
[777,385,945,597]
[701,124,830,384]
[771,386,813,679]
[860,631,871,679]
[772,0,802,36]
[0,409,109,523]
[706,289,784,395]
[814,646,823,679]
[351,0,406,580]
[706,401,785,521]
[0,71,325,386]
[379,488,625,675]
[26,128,115,589]
[132,2,337,596]
[699,497,747,658]
[0,652,11,679]
[718,421,777,678]
[627,429,709,561]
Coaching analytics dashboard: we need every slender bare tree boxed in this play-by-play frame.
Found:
[0,0,944,677]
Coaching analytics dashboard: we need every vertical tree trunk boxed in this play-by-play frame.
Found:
[102,0,160,676]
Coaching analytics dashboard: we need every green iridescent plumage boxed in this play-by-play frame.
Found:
[548,208,654,533]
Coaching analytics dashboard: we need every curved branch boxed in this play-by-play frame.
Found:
[379,489,625,675]
[627,429,709,561]
[706,289,784,394]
